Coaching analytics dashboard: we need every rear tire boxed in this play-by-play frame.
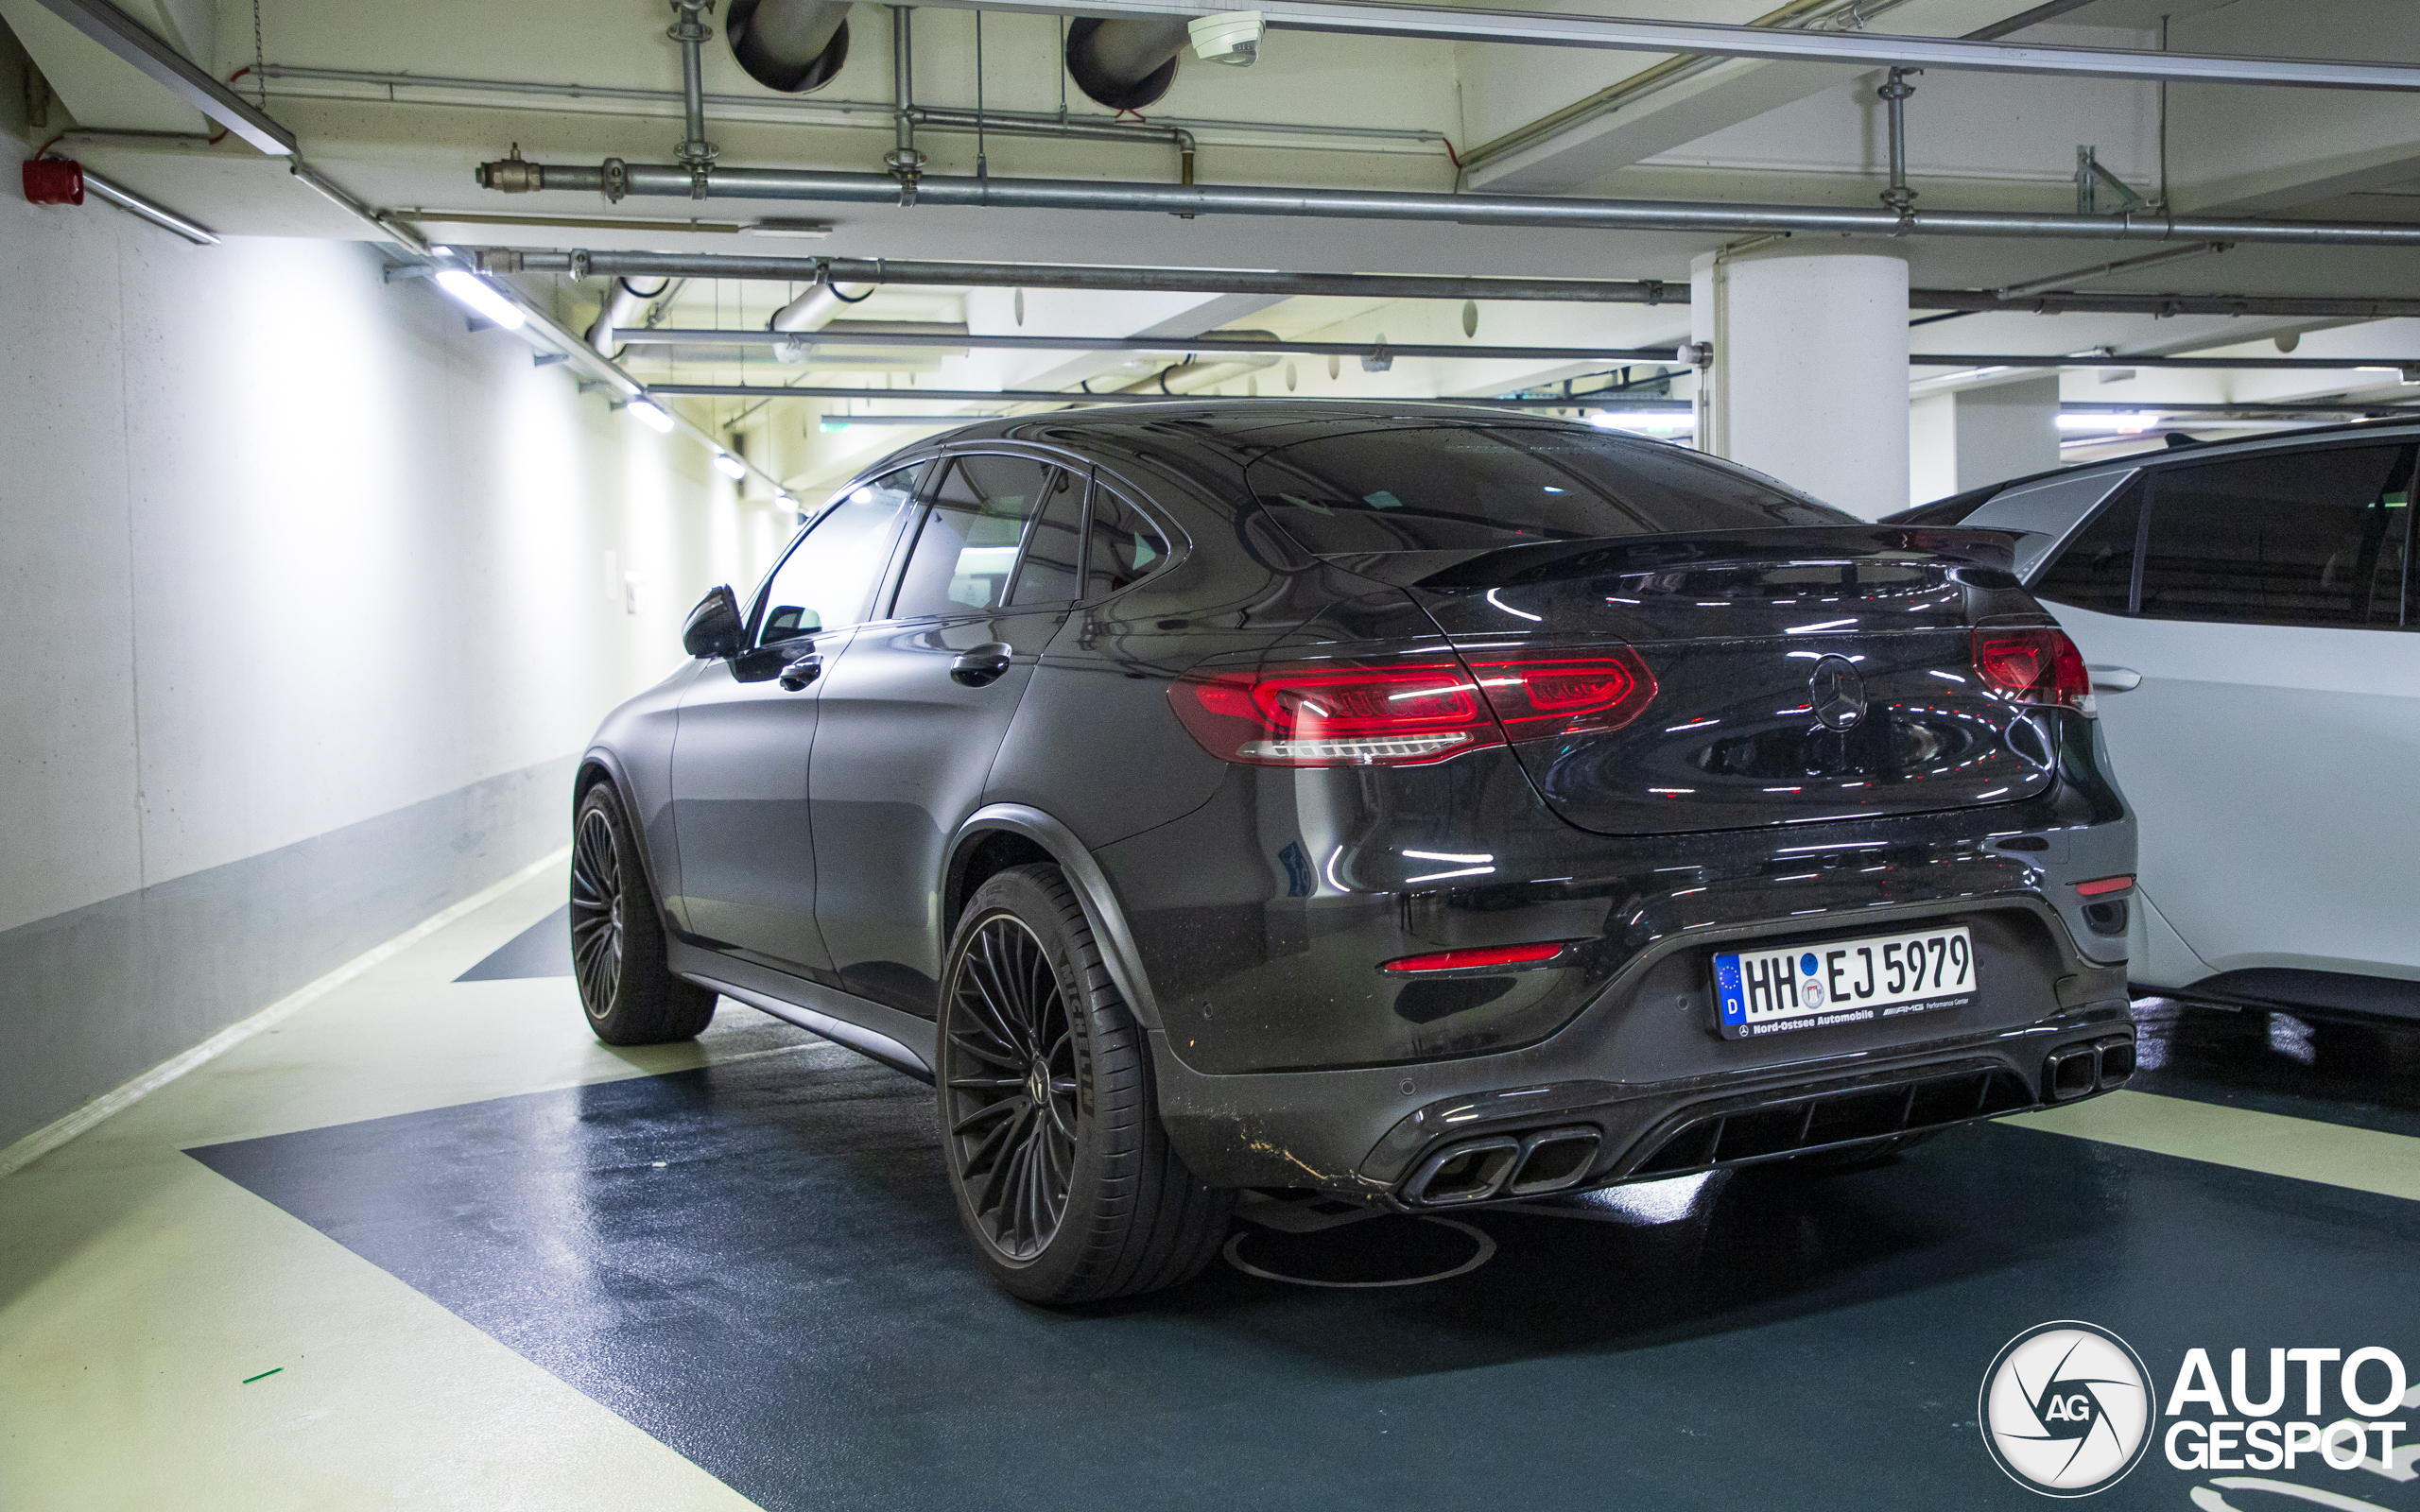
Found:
[936,864,1232,1304]
[570,782,716,1045]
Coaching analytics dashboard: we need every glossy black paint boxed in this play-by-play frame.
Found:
[579,402,2138,1206]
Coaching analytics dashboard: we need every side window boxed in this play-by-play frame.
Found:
[755,466,920,646]
[1009,469,1086,608]
[2032,480,2144,616]
[2138,444,2414,627]
[890,455,1058,620]
[1083,487,1171,600]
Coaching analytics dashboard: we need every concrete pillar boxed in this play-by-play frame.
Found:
[1906,376,2063,507]
[1951,376,2062,491]
[1691,247,1910,520]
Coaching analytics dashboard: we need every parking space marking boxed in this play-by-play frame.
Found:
[2010,1089,2420,1204]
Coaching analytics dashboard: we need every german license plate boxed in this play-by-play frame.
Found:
[1713,925,1975,1040]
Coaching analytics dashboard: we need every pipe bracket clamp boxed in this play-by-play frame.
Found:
[884,148,925,208]
[602,158,629,204]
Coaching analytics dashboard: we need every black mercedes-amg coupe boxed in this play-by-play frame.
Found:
[568,401,2138,1303]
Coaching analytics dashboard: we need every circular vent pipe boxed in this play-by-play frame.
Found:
[1064,16,1191,110]
[728,0,851,93]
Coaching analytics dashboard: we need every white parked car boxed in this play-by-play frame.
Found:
[1893,424,2419,1022]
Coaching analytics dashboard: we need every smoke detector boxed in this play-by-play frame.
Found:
[1189,11,1264,66]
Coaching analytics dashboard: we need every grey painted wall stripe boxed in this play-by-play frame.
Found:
[0,753,577,1148]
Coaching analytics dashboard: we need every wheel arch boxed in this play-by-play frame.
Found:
[944,804,1163,1032]
[574,747,681,934]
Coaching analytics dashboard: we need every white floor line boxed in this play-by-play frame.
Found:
[0,846,572,1180]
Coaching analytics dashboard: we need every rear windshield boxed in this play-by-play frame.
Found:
[1246,424,1854,554]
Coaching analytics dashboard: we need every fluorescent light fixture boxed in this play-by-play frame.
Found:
[713,453,747,481]
[1589,410,1693,434]
[819,418,852,434]
[2057,412,2160,434]
[775,491,797,507]
[432,268,526,331]
[626,398,675,434]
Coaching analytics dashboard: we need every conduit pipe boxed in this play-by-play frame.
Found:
[476,248,2420,322]
[488,248,1685,303]
[649,383,1626,406]
[614,326,1683,362]
[727,0,850,92]
[474,159,2420,248]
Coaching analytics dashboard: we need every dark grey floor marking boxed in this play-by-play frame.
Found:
[187,1036,2420,1512]
[455,904,572,982]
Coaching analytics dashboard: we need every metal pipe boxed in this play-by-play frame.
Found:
[1995,242,2230,299]
[617,326,1683,362]
[488,248,1685,303]
[1878,69,1918,218]
[668,0,717,190]
[1911,352,2420,372]
[927,0,2420,93]
[649,383,1645,407]
[78,166,219,244]
[889,6,922,181]
[254,64,1449,148]
[475,248,2420,320]
[479,159,2420,247]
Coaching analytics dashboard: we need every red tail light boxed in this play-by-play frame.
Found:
[2074,874,2135,897]
[1382,941,1571,972]
[1170,649,1655,767]
[1972,627,2095,714]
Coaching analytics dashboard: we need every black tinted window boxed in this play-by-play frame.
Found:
[1084,488,1169,598]
[2033,480,2144,616]
[2139,444,2413,627]
[891,455,1057,619]
[1247,424,1852,553]
[755,466,919,645]
[1009,469,1086,607]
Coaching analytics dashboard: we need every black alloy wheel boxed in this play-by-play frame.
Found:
[942,915,1081,1261]
[568,782,717,1045]
[936,864,1233,1303]
[569,804,627,1015]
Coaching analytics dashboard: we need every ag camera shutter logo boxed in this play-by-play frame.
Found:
[1981,1320,2158,1496]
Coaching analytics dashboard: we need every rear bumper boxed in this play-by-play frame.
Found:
[1151,1002,2134,1205]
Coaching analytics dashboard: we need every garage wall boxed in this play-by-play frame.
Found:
[0,123,782,1149]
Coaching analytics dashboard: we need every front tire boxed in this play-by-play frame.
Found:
[937,864,1232,1304]
[569,782,716,1045]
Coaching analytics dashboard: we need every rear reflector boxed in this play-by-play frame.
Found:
[1169,648,1654,767]
[1381,941,1570,972]
[2074,874,2135,897]
[1973,627,2095,715]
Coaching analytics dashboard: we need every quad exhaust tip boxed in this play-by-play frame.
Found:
[2046,1033,2136,1103]
[1404,1126,1601,1206]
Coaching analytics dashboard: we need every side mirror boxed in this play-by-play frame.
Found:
[682,585,745,659]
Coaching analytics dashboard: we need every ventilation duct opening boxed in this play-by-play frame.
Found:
[1064,16,1190,110]
[728,0,850,94]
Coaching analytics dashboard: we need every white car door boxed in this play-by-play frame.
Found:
[2027,438,2420,994]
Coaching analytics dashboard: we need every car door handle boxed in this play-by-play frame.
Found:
[950,643,1014,687]
[777,654,822,692]
[2088,664,2142,694]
